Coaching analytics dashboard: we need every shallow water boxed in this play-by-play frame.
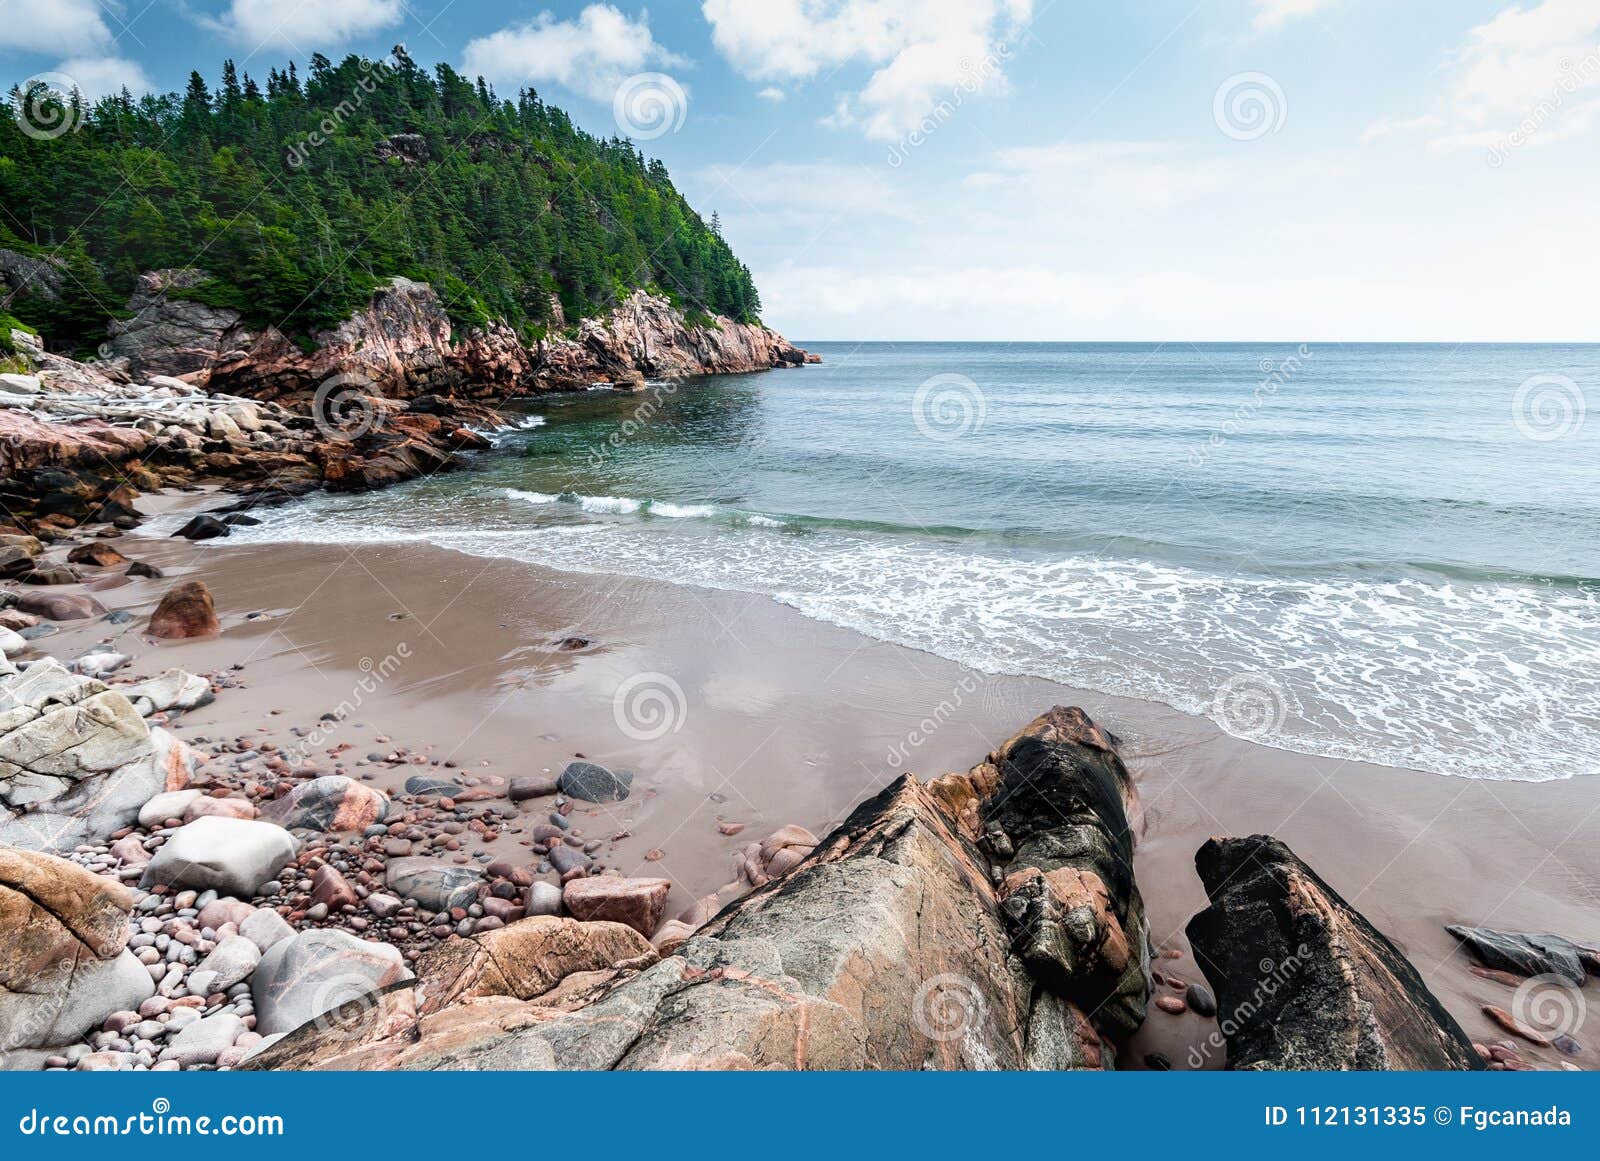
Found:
[229,341,1600,781]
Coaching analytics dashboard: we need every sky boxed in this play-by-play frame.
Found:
[2,0,1598,341]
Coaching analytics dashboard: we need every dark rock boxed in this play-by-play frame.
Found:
[1144,1053,1172,1071]
[1185,982,1217,1017]
[1187,834,1482,1070]
[259,775,389,833]
[172,514,230,541]
[404,775,459,797]
[558,760,632,803]
[1445,925,1587,986]
[125,561,163,579]
[21,565,80,585]
[547,845,590,876]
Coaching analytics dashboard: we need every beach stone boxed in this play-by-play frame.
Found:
[183,795,257,822]
[197,897,255,931]
[194,935,260,991]
[311,865,359,910]
[1154,994,1186,1015]
[162,1011,243,1066]
[147,580,219,639]
[403,775,459,797]
[251,928,411,1036]
[141,816,299,896]
[1446,925,1588,986]
[547,844,590,876]
[386,858,482,911]
[1186,982,1217,1017]
[558,761,632,803]
[240,908,294,953]
[137,788,202,828]
[523,880,563,917]
[0,625,26,657]
[11,591,105,621]
[260,775,389,833]
[67,543,129,568]
[126,561,163,579]
[562,876,670,937]
[508,775,559,803]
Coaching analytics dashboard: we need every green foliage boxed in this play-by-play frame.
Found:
[0,49,762,350]
[0,310,36,355]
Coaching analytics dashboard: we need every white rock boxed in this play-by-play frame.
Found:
[162,1012,243,1067]
[120,669,213,714]
[239,907,294,953]
[138,789,202,828]
[140,816,299,896]
[0,373,42,395]
[0,626,27,658]
[194,935,260,991]
[0,949,155,1050]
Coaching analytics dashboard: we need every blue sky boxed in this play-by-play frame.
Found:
[3,1,1598,341]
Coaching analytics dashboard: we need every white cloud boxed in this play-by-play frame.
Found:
[967,140,1232,213]
[204,0,404,53]
[757,86,785,102]
[56,55,154,100]
[702,0,1031,140]
[1250,0,1339,34]
[1365,0,1600,155]
[462,4,685,104]
[0,0,115,56]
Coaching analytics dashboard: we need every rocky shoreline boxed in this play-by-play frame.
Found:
[0,316,1593,1071]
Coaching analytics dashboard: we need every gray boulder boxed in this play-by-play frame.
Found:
[194,935,261,991]
[250,928,411,1036]
[162,1011,243,1067]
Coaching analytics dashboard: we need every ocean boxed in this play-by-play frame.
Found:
[227,342,1600,782]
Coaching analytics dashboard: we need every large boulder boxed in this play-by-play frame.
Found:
[247,707,1150,1072]
[562,876,671,938]
[140,816,299,896]
[259,775,389,833]
[250,928,411,1036]
[0,847,153,1051]
[386,858,482,912]
[0,659,165,852]
[1186,834,1483,1071]
[147,580,219,639]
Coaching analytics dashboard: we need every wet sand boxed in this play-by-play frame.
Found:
[43,493,1600,1070]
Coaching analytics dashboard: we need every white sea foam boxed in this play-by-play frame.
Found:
[228,495,1600,783]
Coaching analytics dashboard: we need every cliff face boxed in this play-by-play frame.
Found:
[103,272,810,403]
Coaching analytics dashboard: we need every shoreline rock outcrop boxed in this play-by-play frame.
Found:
[246,706,1151,1071]
[1186,834,1483,1071]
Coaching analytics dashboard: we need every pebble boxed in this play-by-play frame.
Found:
[1154,995,1187,1015]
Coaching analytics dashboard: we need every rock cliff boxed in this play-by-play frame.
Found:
[102,272,811,401]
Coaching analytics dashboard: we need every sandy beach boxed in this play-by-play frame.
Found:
[22,489,1592,1070]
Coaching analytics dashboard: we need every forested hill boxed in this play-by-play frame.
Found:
[0,48,761,353]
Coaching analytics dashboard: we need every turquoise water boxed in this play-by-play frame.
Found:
[232,342,1600,781]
